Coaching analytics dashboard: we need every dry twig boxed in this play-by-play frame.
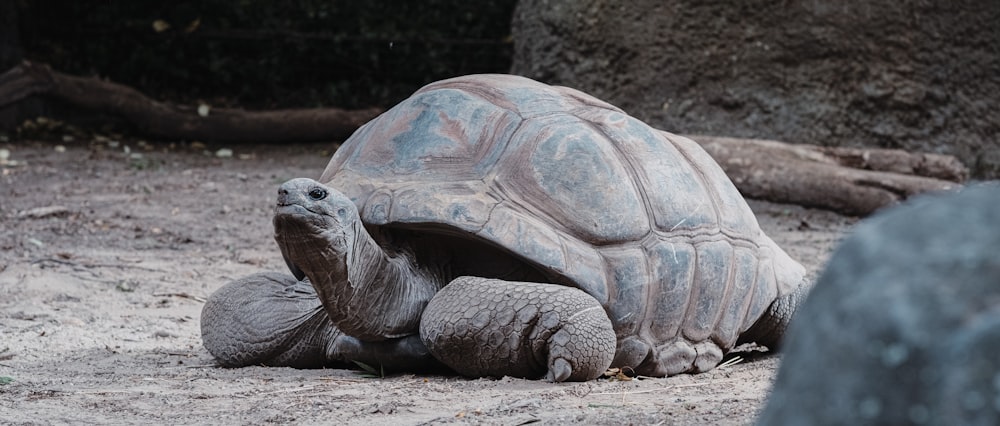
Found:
[152,292,208,303]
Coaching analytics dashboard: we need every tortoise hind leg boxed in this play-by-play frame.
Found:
[738,280,812,350]
[627,338,724,376]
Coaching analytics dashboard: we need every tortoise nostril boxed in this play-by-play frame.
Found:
[276,188,290,205]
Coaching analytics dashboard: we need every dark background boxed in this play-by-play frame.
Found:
[4,0,516,109]
[3,0,998,178]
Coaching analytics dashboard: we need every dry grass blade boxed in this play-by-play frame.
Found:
[260,384,320,395]
[673,378,740,388]
[716,356,743,370]
[589,378,741,396]
[152,292,208,303]
[352,360,385,379]
[317,377,368,383]
[32,257,166,272]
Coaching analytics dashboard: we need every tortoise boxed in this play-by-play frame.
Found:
[757,183,1000,425]
[201,74,808,381]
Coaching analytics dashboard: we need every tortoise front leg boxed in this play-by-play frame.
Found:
[201,272,439,372]
[201,272,334,367]
[419,276,617,382]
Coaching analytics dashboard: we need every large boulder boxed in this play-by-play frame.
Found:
[511,0,1000,178]
[756,183,1000,425]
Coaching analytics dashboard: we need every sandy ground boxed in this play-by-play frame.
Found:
[0,139,855,425]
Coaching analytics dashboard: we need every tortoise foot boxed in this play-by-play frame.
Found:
[629,338,724,376]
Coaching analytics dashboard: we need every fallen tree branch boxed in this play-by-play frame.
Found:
[0,61,382,143]
[688,135,967,216]
[1,62,968,216]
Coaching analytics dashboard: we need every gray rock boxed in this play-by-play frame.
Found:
[511,0,1000,178]
[758,183,1000,425]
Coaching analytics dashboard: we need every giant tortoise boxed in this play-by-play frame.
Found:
[201,74,807,381]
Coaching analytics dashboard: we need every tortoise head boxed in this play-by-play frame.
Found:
[274,178,360,280]
[272,178,436,340]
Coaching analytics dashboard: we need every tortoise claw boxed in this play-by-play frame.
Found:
[547,357,573,382]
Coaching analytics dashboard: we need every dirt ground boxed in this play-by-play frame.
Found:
[0,138,855,425]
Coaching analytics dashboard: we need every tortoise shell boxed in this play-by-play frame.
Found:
[319,74,805,372]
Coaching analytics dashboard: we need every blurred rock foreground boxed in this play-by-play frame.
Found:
[511,0,1000,178]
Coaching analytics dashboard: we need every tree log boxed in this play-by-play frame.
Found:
[0,62,969,216]
[689,135,967,216]
[0,61,382,143]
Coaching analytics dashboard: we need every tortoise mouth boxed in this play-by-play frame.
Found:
[275,201,338,234]
[276,202,311,214]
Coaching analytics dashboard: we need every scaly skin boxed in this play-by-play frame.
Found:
[203,178,619,381]
[201,272,333,368]
[273,178,441,342]
[201,272,440,370]
[420,276,616,382]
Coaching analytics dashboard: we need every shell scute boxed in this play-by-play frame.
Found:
[499,116,649,244]
[713,247,759,347]
[322,87,519,184]
[601,247,649,338]
[365,182,498,233]
[574,108,719,234]
[645,240,697,341]
[683,240,732,342]
[477,204,567,274]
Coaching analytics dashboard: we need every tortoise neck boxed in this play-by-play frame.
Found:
[306,219,440,341]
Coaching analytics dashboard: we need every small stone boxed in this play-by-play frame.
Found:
[215,148,233,158]
[153,330,179,338]
[62,317,86,327]
[17,205,70,219]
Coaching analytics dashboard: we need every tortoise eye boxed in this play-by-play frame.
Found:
[308,188,327,200]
